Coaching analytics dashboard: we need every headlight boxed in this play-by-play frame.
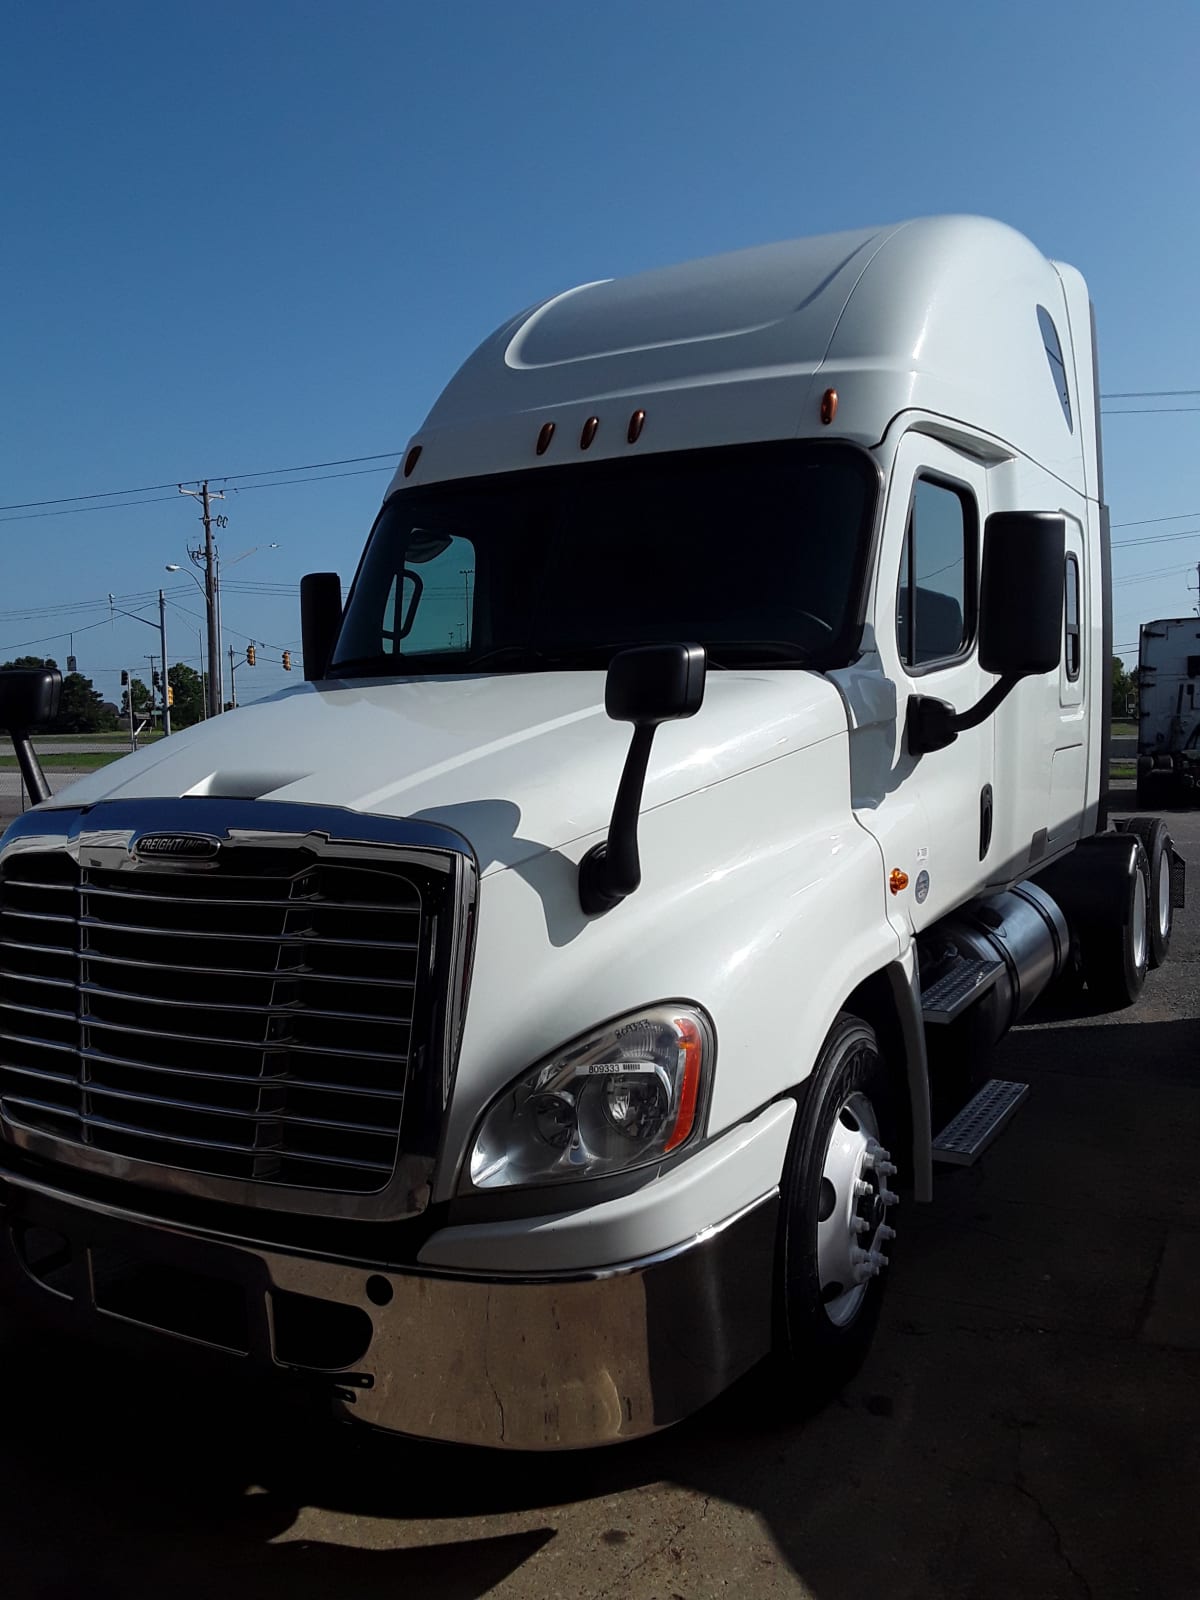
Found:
[465,1006,713,1191]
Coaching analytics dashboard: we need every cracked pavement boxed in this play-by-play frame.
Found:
[1,796,1197,1599]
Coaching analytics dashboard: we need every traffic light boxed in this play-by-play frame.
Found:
[120,670,129,686]
[166,685,175,708]
[281,650,291,672]
[246,645,256,667]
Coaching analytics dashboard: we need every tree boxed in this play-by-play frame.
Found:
[0,655,117,732]
[1112,656,1138,719]
[120,676,153,720]
[167,663,205,729]
[58,673,119,732]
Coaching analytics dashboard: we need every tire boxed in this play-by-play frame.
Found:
[771,1013,900,1409]
[1121,817,1173,967]
[1081,838,1150,1007]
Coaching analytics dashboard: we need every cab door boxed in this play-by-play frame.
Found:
[853,433,996,930]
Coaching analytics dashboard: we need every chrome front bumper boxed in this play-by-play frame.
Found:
[0,1171,778,1450]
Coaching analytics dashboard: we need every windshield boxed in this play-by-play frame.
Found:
[330,441,878,676]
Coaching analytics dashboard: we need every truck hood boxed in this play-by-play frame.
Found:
[51,673,848,873]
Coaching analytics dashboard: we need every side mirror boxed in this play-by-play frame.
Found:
[300,572,343,682]
[605,641,706,727]
[0,668,62,804]
[0,668,62,733]
[579,644,707,916]
[979,511,1066,676]
[908,511,1067,758]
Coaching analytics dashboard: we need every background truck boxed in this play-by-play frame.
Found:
[0,215,1186,1449]
[1137,617,1200,806]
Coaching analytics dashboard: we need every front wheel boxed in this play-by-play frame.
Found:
[771,1013,900,1408]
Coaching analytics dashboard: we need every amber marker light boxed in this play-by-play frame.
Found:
[820,389,839,425]
[663,1015,704,1153]
[403,445,422,477]
[627,408,646,443]
[580,416,599,450]
[536,421,556,455]
[889,868,909,895]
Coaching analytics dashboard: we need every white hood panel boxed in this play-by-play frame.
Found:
[52,672,847,872]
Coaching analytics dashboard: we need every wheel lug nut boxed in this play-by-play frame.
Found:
[880,1187,899,1206]
[878,1224,896,1243]
[853,1178,872,1198]
[867,1249,888,1271]
[852,1216,870,1235]
[878,1160,898,1177]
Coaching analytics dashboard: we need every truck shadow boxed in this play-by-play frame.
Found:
[2,1014,1197,1600]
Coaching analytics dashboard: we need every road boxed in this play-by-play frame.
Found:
[0,797,1197,1600]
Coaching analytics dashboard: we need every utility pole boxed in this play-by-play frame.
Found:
[178,480,225,717]
[158,588,171,736]
[229,644,237,709]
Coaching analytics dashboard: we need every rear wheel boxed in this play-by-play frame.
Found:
[1121,816,1173,967]
[1081,838,1150,1007]
[772,1013,899,1407]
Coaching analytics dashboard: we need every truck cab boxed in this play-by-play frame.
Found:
[0,216,1180,1449]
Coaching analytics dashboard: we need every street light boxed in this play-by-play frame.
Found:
[109,590,171,737]
[167,560,222,712]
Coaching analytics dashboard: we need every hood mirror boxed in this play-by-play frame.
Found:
[579,643,707,916]
[0,667,63,804]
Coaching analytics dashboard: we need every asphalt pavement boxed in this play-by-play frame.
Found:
[0,795,1197,1600]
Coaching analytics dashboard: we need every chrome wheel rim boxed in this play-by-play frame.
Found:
[1131,866,1148,972]
[816,1088,899,1328]
[1157,852,1171,942]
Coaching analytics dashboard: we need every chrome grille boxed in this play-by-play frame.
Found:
[0,847,429,1197]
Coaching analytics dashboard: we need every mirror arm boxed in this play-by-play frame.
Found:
[579,723,657,916]
[10,732,51,805]
[908,673,1019,757]
[950,673,1020,733]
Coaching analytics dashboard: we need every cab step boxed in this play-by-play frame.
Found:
[920,954,1004,1024]
[932,1077,1030,1166]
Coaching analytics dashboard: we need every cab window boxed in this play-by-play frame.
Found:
[896,478,977,670]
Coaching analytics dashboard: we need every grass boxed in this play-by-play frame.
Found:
[0,752,122,770]
[43,730,162,743]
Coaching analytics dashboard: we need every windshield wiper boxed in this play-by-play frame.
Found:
[706,640,814,669]
[468,645,617,671]
[324,654,402,677]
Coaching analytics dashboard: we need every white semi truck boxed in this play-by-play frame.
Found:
[1137,617,1200,806]
[0,216,1186,1448]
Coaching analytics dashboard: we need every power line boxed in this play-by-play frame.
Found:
[227,465,393,494]
[1103,406,1200,415]
[1112,527,1200,549]
[0,451,402,514]
[0,614,115,658]
[0,464,395,526]
[1112,511,1200,528]
[1101,389,1200,399]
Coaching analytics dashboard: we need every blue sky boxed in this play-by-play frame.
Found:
[4,0,1199,701]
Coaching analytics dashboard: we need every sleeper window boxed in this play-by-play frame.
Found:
[1064,553,1081,681]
